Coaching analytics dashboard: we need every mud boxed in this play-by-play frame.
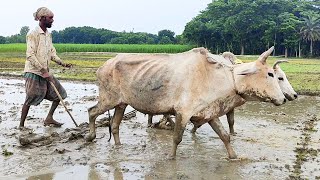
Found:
[0,76,319,179]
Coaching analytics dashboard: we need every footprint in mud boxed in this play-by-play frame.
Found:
[220,156,253,163]
[289,115,319,179]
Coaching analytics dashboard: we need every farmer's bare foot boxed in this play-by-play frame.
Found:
[44,118,63,127]
[18,126,32,131]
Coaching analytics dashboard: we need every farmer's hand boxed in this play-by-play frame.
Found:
[43,74,54,82]
[46,75,55,83]
[41,68,54,82]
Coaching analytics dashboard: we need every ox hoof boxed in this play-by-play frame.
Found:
[168,155,176,160]
[228,154,237,160]
[147,123,156,128]
[230,131,237,136]
[115,142,122,146]
[191,128,197,133]
[85,134,96,142]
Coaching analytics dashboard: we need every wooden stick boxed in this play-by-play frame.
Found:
[49,81,78,127]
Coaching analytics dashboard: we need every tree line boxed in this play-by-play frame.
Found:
[0,26,180,45]
[183,0,320,57]
[0,0,319,57]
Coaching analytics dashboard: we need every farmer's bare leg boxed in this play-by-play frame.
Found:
[19,103,30,128]
[44,100,62,125]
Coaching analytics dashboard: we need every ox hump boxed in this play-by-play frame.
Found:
[191,47,209,55]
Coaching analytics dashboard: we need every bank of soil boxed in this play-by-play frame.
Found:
[0,77,319,179]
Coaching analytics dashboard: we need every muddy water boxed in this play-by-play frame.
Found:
[0,76,319,180]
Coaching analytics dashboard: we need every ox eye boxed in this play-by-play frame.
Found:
[268,72,274,77]
[278,77,284,81]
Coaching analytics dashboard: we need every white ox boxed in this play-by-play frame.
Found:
[190,56,298,134]
[147,54,298,134]
[86,46,286,159]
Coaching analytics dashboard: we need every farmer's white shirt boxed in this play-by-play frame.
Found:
[24,26,62,76]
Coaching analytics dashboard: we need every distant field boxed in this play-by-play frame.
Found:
[0,43,194,53]
[0,49,319,95]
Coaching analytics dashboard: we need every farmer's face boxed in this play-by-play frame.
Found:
[42,15,54,28]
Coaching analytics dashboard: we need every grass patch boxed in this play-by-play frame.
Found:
[0,44,195,53]
[2,148,13,156]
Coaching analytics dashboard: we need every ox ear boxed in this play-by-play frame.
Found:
[206,55,218,64]
[273,60,288,69]
[237,66,258,75]
[200,48,208,55]
[192,47,209,55]
[258,46,274,64]
[222,52,236,64]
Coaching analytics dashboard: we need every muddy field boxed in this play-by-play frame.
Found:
[0,76,319,180]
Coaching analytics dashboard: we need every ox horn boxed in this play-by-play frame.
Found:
[258,46,274,64]
[273,60,288,69]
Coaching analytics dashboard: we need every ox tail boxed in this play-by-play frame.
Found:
[108,123,112,142]
[108,110,112,142]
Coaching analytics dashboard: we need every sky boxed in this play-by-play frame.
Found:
[0,0,212,37]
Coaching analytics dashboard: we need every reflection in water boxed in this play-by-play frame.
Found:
[114,167,124,180]
[23,166,90,180]
[88,164,101,180]
[27,173,54,180]
[22,164,125,180]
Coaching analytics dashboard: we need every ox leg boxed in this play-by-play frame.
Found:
[190,118,203,134]
[226,109,235,134]
[171,113,188,159]
[191,124,202,133]
[87,101,112,142]
[111,105,126,145]
[147,114,153,127]
[208,118,237,159]
[164,114,174,125]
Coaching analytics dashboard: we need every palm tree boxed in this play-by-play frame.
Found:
[300,16,320,56]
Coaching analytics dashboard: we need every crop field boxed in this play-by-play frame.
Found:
[0,43,195,53]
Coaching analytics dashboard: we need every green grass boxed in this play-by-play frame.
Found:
[0,43,195,53]
[0,50,319,95]
[0,52,109,81]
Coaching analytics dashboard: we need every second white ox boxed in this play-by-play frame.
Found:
[190,56,298,134]
[87,46,286,159]
[147,54,298,133]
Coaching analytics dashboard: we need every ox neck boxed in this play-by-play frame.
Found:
[229,66,249,100]
[222,65,238,95]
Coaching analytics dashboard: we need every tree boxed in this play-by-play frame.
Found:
[0,36,5,44]
[110,37,128,44]
[181,0,320,56]
[300,15,320,56]
[20,26,30,36]
[158,29,175,43]
[278,12,301,57]
[159,36,172,44]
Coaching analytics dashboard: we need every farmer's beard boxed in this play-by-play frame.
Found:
[45,21,52,28]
